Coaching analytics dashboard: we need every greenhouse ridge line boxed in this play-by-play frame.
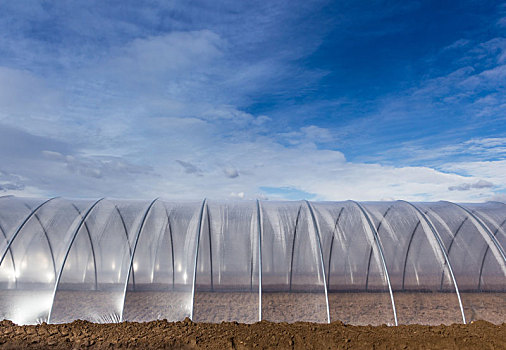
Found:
[0,197,504,325]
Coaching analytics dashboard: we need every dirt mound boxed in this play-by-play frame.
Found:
[0,318,504,349]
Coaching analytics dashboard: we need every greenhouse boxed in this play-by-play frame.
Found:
[0,196,504,326]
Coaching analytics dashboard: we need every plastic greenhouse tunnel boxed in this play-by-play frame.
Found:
[0,196,504,325]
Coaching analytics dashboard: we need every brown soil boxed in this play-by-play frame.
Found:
[0,318,505,349]
[2,290,504,326]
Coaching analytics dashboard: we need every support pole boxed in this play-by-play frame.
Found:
[399,200,466,324]
[351,201,398,326]
[119,198,159,322]
[0,223,17,287]
[190,199,207,321]
[289,205,302,292]
[0,197,58,267]
[256,199,263,322]
[439,217,468,290]
[164,207,176,289]
[305,201,331,324]
[478,217,506,290]
[326,207,344,290]
[365,205,394,291]
[443,202,505,263]
[48,198,104,323]
[71,204,98,290]
[115,205,136,289]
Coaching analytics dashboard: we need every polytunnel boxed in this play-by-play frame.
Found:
[0,196,504,325]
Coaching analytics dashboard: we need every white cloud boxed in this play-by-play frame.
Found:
[175,160,202,176]
[448,179,494,191]
[223,167,239,179]
[0,67,62,130]
[0,4,504,203]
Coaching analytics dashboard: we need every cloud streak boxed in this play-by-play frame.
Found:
[0,2,504,202]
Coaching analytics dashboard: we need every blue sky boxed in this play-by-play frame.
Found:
[0,1,505,202]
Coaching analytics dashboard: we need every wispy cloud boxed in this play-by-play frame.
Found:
[448,180,494,191]
[0,1,504,202]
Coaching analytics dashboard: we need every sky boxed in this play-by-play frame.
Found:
[0,0,505,202]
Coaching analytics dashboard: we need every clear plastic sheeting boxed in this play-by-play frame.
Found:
[0,197,504,325]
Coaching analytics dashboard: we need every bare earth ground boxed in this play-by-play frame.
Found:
[0,291,504,349]
[0,319,505,349]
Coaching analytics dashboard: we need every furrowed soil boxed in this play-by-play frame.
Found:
[0,319,505,350]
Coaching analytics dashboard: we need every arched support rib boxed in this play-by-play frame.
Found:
[30,212,57,285]
[0,197,58,267]
[205,202,214,291]
[365,205,394,291]
[478,217,506,290]
[401,220,421,290]
[304,201,330,324]
[399,200,466,324]
[119,198,159,322]
[164,207,176,289]
[351,201,398,325]
[149,212,171,284]
[71,204,98,290]
[439,217,468,290]
[190,199,207,321]
[115,205,136,288]
[256,199,263,322]
[327,207,344,290]
[47,198,104,323]
[0,223,17,287]
[443,202,506,264]
[289,205,302,292]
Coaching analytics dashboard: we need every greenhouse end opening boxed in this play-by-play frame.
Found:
[0,197,504,326]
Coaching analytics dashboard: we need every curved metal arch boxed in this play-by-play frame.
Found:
[398,200,466,324]
[148,210,170,285]
[30,211,57,284]
[439,216,468,290]
[118,198,159,322]
[0,222,17,286]
[365,204,394,291]
[443,201,506,263]
[0,197,58,267]
[396,207,463,291]
[401,220,422,290]
[71,204,98,290]
[164,207,176,289]
[304,200,330,324]
[0,193,21,280]
[256,199,263,321]
[249,205,254,291]
[47,198,105,323]
[190,199,207,321]
[478,217,506,290]
[326,206,344,290]
[289,204,303,292]
[350,201,398,326]
[205,202,214,291]
[114,205,137,288]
